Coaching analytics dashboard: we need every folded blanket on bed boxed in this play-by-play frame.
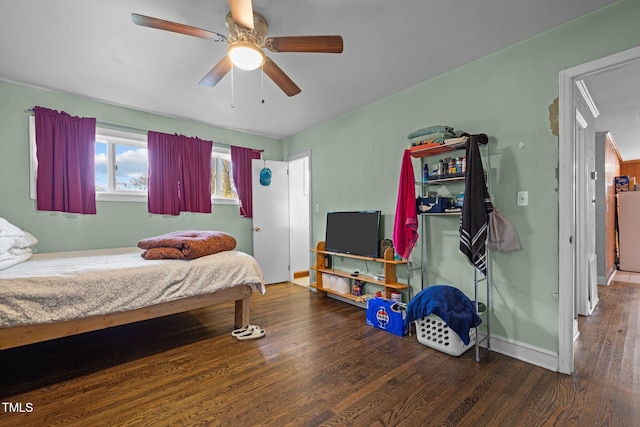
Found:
[138,230,236,260]
[0,248,33,271]
[0,218,38,271]
[406,285,482,345]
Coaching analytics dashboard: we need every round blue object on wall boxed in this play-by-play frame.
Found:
[259,167,272,186]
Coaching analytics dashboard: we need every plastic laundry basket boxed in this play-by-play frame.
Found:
[415,314,476,357]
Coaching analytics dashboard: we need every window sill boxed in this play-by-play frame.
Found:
[97,192,146,203]
[95,193,239,206]
[212,197,239,206]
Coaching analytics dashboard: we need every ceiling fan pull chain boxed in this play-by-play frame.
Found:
[231,66,235,108]
[261,64,265,104]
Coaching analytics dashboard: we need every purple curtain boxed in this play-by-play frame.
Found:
[147,131,212,216]
[34,106,97,214]
[231,146,261,218]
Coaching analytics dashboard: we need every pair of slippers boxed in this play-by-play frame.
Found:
[231,324,265,340]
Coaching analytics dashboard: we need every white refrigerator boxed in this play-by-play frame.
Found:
[618,191,640,272]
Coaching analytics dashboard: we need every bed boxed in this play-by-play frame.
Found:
[0,247,266,350]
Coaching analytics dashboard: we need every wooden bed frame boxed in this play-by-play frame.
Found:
[0,285,252,350]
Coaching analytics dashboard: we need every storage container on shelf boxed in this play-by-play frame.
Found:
[322,273,338,291]
[336,277,350,294]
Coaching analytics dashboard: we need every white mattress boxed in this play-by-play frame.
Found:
[0,247,265,328]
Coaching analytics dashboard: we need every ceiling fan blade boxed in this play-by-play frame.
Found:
[263,57,301,97]
[131,13,226,42]
[199,56,233,87]
[265,36,343,53]
[228,0,254,30]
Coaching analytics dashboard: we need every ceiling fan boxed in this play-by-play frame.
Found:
[131,0,344,97]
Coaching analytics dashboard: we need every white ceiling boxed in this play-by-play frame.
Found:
[0,0,619,141]
[583,59,640,161]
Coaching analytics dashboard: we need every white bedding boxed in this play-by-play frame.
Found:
[0,216,38,271]
[0,247,265,328]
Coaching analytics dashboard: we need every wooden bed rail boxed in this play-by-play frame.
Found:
[0,285,252,350]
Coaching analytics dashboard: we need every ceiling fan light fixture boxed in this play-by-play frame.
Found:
[228,41,264,70]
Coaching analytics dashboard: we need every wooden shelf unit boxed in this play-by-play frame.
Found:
[311,241,408,302]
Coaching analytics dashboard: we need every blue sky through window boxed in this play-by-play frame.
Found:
[95,141,148,192]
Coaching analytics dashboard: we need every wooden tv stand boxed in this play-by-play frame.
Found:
[311,241,408,305]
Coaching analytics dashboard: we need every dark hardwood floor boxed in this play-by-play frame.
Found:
[0,279,638,426]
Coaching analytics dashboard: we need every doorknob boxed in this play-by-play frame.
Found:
[254,226,260,232]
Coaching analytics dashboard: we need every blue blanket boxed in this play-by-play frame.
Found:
[406,285,482,345]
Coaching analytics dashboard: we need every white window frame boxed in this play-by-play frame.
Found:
[94,127,148,203]
[29,117,148,203]
[211,146,239,205]
[29,116,238,205]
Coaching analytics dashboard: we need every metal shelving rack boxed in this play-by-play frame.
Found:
[411,146,491,362]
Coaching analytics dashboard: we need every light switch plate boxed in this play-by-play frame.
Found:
[517,191,529,206]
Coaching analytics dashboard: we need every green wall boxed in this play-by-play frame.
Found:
[2,0,639,359]
[0,80,282,254]
[284,0,640,354]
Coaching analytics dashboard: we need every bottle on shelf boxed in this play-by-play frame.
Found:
[423,163,429,181]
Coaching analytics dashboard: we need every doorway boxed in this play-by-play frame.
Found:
[251,152,311,285]
[558,45,640,374]
[288,152,312,285]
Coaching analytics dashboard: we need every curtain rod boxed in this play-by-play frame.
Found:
[25,108,149,135]
[24,108,235,148]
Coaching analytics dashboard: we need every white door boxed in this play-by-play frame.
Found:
[252,159,290,284]
[575,89,598,316]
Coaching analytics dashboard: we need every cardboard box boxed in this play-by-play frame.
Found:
[616,176,629,193]
[366,298,408,336]
[416,195,452,213]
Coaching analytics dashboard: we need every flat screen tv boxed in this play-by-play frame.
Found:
[325,210,381,258]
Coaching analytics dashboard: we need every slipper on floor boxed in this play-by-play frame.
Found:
[236,325,265,341]
[231,324,252,337]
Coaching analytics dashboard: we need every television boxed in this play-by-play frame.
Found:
[325,210,382,258]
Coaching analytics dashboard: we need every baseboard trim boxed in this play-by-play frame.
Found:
[321,289,562,372]
[293,270,310,279]
[476,332,560,372]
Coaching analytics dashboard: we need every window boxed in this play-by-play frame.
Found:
[29,116,238,205]
[94,128,148,202]
[211,148,239,204]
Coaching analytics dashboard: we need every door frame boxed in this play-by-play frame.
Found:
[558,45,640,374]
[287,151,312,281]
